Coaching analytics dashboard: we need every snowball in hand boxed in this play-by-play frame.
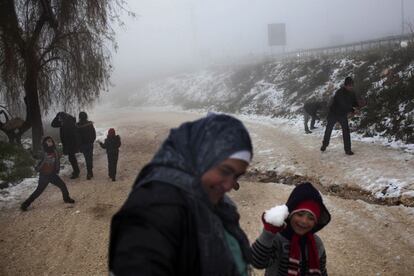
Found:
[264,205,289,227]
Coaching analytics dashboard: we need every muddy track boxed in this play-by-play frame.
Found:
[243,169,407,207]
[0,110,413,276]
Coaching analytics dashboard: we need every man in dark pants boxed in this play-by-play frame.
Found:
[321,77,359,155]
[77,111,96,180]
[303,100,327,134]
[51,112,80,178]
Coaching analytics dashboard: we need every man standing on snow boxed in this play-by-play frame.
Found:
[321,76,359,155]
[303,100,327,134]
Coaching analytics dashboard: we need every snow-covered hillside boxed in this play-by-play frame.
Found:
[127,48,414,146]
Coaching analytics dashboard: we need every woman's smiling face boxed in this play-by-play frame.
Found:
[201,158,248,205]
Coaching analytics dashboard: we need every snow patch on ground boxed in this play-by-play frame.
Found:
[0,177,38,209]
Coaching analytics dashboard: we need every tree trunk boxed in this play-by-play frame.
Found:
[24,54,43,155]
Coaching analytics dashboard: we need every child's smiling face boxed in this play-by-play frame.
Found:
[290,211,316,236]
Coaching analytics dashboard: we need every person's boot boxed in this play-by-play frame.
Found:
[320,145,327,152]
[20,202,29,211]
[70,171,80,179]
[64,197,75,204]
[86,170,93,180]
[345,150,354,155]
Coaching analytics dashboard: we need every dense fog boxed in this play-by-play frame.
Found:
[107,0,414,96]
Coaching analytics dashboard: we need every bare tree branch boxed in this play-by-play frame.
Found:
[0,0,130,152]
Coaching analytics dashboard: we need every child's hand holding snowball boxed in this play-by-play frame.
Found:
[262,204,289,234]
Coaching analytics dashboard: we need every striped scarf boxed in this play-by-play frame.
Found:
[288,233,321,276]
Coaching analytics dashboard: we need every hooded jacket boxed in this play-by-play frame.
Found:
[251,183,331,276]
[51,112,80,155]
[77,120,96,145]
[100,134,121,154]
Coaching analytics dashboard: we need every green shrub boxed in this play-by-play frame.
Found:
[0,141,36,184]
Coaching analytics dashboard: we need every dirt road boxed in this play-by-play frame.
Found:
[0,109,413,276]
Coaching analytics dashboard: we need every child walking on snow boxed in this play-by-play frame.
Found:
[251,182,331,276]
[20,136,75,211]
[99,128,121,181]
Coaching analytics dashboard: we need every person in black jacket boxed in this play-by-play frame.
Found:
[20,136,75,211]
[321,77,359,155]
[51,112,80,179]
[99,128,121,181]
[109,114,253,276]
[77,112,96,180]
[303,100,327,134]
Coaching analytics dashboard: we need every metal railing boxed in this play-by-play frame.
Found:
[274,33,413,59]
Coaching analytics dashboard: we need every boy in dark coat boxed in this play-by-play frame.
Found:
[20,136,75,211]
[77,112,96,180]
[99,128,121,181]
[321,76,359,155]
[303,100,327,134]
[51,112,80,179]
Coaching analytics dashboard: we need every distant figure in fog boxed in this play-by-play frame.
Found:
[20,136,75,211]
[303,100,326,134]
[321,77,359,155]
[99,128,121,181]
[77,112,96,180]
[51,112,80,179]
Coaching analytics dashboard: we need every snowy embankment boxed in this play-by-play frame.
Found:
[127,54,414,146]
[238,113,414,206]
[119,55,414,205]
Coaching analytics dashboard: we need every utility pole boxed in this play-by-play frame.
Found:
[401,0,405,34]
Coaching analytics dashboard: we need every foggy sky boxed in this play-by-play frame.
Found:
[109,0,414,93]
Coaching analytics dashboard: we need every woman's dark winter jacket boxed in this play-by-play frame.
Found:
[110,180,200,275]
[109,114,253,276]
[51,112,80,155]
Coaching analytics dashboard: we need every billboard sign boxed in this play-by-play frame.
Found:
[268,23,286,46]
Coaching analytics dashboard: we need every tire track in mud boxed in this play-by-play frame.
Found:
[242,169,408,206]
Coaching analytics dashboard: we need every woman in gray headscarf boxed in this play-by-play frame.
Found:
[109,114,253,276]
